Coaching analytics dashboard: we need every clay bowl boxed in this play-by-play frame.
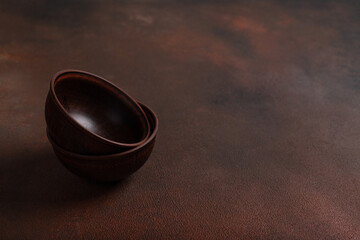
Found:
[45,70,150,155]
[47,103,158,182]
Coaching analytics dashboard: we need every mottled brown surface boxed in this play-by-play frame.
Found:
[1,0,360,239]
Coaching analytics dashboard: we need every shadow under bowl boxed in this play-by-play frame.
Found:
[47,103,158,182]
[45,69,150,155]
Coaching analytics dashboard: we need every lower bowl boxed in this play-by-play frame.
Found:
[47,103,158,182]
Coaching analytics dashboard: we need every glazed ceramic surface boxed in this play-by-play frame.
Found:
[45,70,150,155]
[47,103,158,182]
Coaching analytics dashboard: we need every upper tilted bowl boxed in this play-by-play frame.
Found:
[45,70,150,155]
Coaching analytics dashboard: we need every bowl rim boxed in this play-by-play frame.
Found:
[47,102,159,160]
[50,69,151,148]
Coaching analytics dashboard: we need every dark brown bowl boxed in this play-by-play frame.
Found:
[45,70,150,155]
[47,103,158,182]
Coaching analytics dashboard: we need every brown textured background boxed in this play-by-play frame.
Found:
[1,0,360,239]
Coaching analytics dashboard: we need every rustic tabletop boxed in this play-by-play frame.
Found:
[1,0,360,239]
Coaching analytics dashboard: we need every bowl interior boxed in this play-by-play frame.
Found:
[53,72,148,144]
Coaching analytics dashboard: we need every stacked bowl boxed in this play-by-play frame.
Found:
[45,70,158,182]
